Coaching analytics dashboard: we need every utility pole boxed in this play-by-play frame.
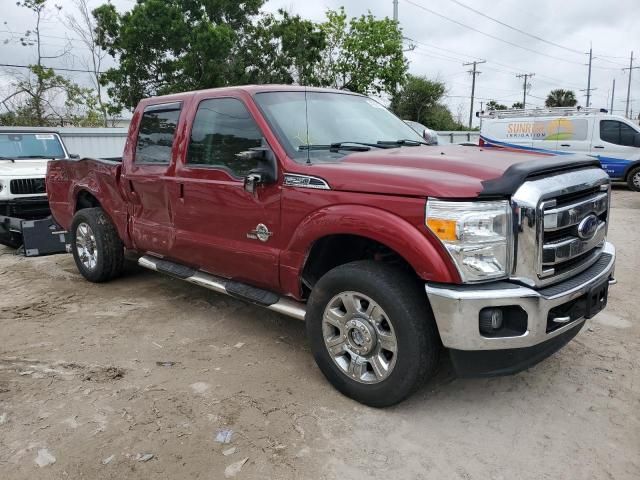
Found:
[516,73,535,109]
[586,47,594,107]
[624,51,639,118]
[464,60,486,128]
[610,78,615,114]
[393,0,398,21]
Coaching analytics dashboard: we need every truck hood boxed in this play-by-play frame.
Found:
[0,159,50,177]
[303,145,600,198]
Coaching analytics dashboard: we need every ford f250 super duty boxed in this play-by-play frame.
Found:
[45,85,616,407]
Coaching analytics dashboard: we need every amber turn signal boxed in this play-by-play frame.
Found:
[426,218,457,241]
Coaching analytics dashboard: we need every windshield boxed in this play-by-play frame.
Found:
[254,91,425,162]
[0,133,65,159]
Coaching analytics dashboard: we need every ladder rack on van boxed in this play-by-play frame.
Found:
[478,107,609,119]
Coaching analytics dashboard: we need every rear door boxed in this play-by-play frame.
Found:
[170,95,282,289]
[593,119,640,178]
[126,102,182,255]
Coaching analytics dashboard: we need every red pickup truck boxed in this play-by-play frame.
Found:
[46,85,616,407]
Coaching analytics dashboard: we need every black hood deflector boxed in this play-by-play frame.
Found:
[479,155,601,198]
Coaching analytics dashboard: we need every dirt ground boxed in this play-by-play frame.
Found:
[0,187,638,480]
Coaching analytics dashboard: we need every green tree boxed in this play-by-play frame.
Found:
[486,100,507,111]
[2,65,102,126]
[237,10,326,86]
[545,89,578,107]
[511,102,524,109]
[390,75,464,131]
[94,0,264,110]
[1,0,102,126]
[317,8,407,96]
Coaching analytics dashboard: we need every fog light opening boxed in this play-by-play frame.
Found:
[479,308,503,333]
[479,306,528,338]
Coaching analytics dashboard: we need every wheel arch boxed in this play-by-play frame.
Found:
[623,160,640,180]
[280,204,460,299]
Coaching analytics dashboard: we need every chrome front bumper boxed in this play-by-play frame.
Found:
[426,242,616,351]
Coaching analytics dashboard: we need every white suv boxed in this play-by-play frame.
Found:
[0,129,75,247]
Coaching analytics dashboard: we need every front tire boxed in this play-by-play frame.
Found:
[306,261,440,407]
[627,166,640,192]
[70,207,124,283]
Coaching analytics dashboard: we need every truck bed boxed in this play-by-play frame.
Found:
[46,157,130,242]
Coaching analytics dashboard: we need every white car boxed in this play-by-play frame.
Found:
[0,129,76,247]
[479,107,640,190]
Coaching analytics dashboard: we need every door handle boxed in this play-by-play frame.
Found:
[560,144,571,147]
[129,180,141,204]
[594,145,605,149]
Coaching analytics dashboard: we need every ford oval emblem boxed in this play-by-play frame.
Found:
[577,214,599,240]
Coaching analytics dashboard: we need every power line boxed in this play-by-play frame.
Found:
[0,62,100,74]
[402,0,626,72]
[410,41,584,90]
[444,0,584,55]
[402,0,588,67]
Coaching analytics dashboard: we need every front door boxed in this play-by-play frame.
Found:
[170,96,282,289]
[126,102,182,255]
[593,119,639,178]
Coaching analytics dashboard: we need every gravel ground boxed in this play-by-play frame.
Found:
[0,187,638,480]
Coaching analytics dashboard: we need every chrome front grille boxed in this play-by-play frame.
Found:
[539,186,609,279]
[511,168,611,288]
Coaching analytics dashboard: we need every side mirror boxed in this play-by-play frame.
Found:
[422,129,439,146]
[241,146,277,194]
[69,153,80,159]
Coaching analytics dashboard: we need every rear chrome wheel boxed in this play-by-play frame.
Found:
[70,207,124,283]
[75,222,98,271]
[322,292,397,384]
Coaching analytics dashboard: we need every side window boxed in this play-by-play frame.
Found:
[600,120,638,147]
[135,103,182,164]
[187,97,263,177]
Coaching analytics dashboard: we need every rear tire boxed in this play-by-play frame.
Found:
[627,166,640,192]
[70,207,124,283]
[306,260,440,407]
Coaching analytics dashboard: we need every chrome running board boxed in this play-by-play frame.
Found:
[138,255,306,321]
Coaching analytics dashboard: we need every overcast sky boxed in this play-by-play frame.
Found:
[1,0,638,127]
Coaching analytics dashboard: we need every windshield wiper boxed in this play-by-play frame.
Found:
[299,141,394,152]
[0,156,15,162]
[377,139,429,147]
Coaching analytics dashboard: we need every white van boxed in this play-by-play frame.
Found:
[479,107,640,190]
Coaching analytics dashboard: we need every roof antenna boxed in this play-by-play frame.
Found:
[304,85,311,165]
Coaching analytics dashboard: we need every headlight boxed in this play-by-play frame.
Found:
[426,199,512,282]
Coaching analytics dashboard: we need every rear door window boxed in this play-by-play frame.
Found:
[135,103,182,164]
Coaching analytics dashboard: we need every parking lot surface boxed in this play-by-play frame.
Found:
[1,187,638,479]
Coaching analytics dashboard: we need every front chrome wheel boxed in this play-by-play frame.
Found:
[633,171,640,190]
[322,291,397,384]
[75,222,98,271]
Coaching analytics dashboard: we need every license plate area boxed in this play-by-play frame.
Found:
[586,278,609,318]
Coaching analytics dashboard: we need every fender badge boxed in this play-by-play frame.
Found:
[247,223,272,242]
